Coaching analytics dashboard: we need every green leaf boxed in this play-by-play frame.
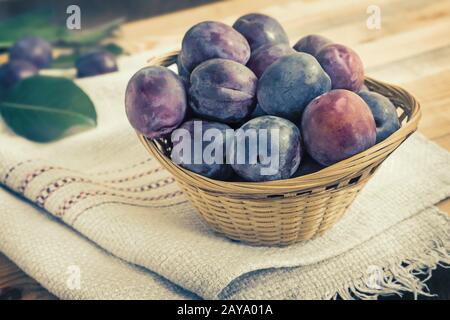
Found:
[0,9,62,48]
[0,10,123,50]
[0,75,97,142]
[51,43,125,69]
[59,18,124,46]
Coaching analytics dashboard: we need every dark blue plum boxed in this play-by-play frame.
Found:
[125,66,187,139]
[246,43,294,78]
[189,58,257,124]
[171,119,233,179]
[293,34,332,57]
[249,103,267,119]
[76,51,118,78]
[229,116,302,182]
[9,37,52,69]
[233,13,289,51]
[293,154,324,177]
[358,91,400,143]
[181,21,250,72]
[0,60,38,89]
[176,53,190,88]
[257,52,331,121]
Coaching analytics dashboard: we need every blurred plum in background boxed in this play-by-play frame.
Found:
[75,51,118,78]
[9,37,52,69]
[0,60,38,89]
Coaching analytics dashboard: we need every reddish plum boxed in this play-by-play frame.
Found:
[301,89,376,166]
[316,43,364,92]
[246,43,294,78]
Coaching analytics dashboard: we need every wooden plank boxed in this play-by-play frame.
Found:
[0,253,55,300]
[403,70,450,140]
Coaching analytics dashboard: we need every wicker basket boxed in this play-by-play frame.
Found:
[138,50,421,246]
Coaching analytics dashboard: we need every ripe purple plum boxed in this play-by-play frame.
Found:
[230,115,302,181]
[189,59,257,124]
[232,13,289,51]
[125,66,187,139]
[0,60,38,89]
[246,43,294,78]
[257,52,331,121]
[75,51,118,78]
[358,91,400,143]
[181,21,250,72]
[9,37,52,69]
[171,119,233,179]
[301,89,376,166]
[316,43,364,92]
[293,34,332,57]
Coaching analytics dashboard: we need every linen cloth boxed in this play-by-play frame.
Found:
[0,51,449,299]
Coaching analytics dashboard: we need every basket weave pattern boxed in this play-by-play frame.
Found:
[138,51,421,246]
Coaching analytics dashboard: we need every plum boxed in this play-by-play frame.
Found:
[301,89,376,166]
[249,103,267,119]
[170,119,233,179]
[229,115,302,181]
[125,66,187,139]
[9,37,52,69]
[232,13,289,51]
[293,34,332,57]
[189,58,257,124]
[246,43,295,78]
[0,60,38,89]
[181,21,251,72]
[257,52,331,121]
[293,154,324,177]
[76,51,118,78]
[316,43,364,92]
[358,91,400,143]
[176,53,190,87]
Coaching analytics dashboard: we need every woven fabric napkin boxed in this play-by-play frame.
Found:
[0,52,449,299]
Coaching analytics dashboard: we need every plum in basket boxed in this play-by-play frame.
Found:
[125,66,187,139]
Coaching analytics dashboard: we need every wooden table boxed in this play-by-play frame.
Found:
[1,0,449,300]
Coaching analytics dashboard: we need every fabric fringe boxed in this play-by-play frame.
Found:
[327,234,450,300]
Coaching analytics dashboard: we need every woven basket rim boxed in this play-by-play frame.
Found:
[138,51,421,195]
